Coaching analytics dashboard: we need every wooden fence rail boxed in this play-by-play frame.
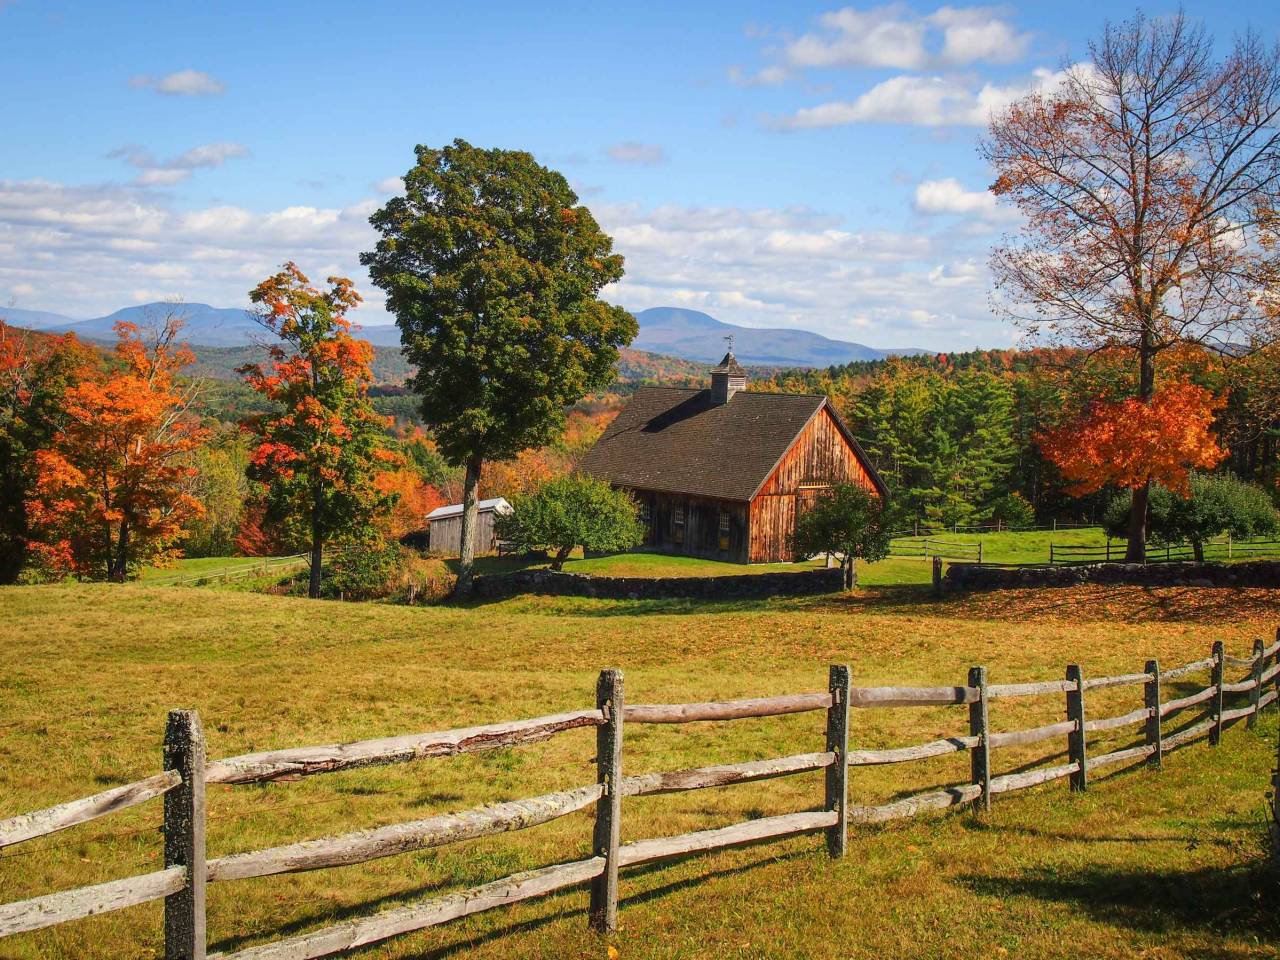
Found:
[2,628,1278,958]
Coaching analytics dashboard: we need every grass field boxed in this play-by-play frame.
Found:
[1,580,1277,959]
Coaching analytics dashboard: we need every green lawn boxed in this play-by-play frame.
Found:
[890,526,1112,564]
[0,581,1276,959]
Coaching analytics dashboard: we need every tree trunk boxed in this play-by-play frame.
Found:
[1125,335,1157,563]
[551,546,572,572]
[308,493,323,599]
[455,455,483,595]
[111,522,130,582]
[843,557,857,590]
[1192,540,1204,563]
[1125,483,1149,563]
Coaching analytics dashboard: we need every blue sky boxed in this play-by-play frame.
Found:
[2,1,1277,350]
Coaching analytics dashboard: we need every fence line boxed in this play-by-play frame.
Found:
[889,537,983,562]
[1049,537,1280,565]
[145,554,310,588]
[1,629,1278,957]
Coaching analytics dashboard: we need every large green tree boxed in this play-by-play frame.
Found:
[362,139,637,592]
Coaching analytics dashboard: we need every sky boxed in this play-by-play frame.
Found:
[2,1,1278,351]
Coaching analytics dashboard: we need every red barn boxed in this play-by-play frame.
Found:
[579,352,887,563]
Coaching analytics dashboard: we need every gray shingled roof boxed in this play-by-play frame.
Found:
[579,386,857,502]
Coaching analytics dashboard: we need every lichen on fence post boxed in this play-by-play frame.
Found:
[1144,659,1161,769]
[1210,642,1225,746]
[825,664,850,858]
[1248,639,1264,730]
[1065,665,1086,792]
[589,669,623,933]
[968,666,991,811]
[163,709,206,960]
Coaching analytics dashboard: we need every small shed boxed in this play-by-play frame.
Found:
[425,497,513,556]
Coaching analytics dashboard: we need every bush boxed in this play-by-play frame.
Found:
[495,474,644,571]
[792,484,895,589]
[1104,471,1279,560]
[318,537,403,601]
[988,492,1036,529]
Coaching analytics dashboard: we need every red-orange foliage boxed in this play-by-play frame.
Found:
[241,263,398,597]
[375,468,446,540]
[1039,382,1227,497]
[26,318,207,580]
[233,501,289,557]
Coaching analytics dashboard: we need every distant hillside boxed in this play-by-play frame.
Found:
[16,301,402,348]
[7,300,923,365]
[632,307,925,367]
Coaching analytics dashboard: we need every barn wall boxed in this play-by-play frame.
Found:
[749,406,880,563]
[629,489,750,563]
[427,510,500,556]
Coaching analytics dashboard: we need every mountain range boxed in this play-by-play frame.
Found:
[1,303,924,367]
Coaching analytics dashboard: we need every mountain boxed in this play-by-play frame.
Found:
[0,307,77,329]
[631,307,925,367]
[11,302,402,348]
[5,299,924,368]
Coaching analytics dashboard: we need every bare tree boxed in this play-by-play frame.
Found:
[983,11,1280,560]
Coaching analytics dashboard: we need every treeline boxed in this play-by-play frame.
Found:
[757,345,1280,527]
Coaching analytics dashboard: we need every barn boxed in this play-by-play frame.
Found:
[425,497,512,556]
[579,351,887,563]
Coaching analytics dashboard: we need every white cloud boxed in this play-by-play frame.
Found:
[130,70,225,97]
[374,176,404,194]
[775,4,1031,73]
[914,177,998,215]
[109,141,249,186]
[0,180,1012,350]
[604,142,668,166]
[0,179,381,321]
[779,66,1075,129]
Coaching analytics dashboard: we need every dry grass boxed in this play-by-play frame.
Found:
[0,582,1276,959]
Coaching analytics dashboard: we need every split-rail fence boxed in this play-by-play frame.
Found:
[2,629,1278,959]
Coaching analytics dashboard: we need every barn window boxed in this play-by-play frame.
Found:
[639,500,650,525]
[673,503,685,544]
[718,509,730,552]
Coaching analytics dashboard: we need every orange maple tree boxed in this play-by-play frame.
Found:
[0,322,98,582]
[26,318,207,581]
[240,263,399,598]
[1039,382,1227,499]
[375,468,446,540]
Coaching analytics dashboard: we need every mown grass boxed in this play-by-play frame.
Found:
[0,582,1276,959]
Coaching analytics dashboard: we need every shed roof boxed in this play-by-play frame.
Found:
[579,386,885,502]
[426,497,512,522]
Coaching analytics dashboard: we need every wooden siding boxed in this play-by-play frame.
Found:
[749,405,880,563]
[628,490,750,564]
[428,511,501,557]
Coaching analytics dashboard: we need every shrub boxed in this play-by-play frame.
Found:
[792,484,895,589]
[988,492,1036,529]
[495,474,644,571]
[318,536,403,601]
[1104,471,1279,560]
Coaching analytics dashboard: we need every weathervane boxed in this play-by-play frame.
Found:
[724,334,734,353]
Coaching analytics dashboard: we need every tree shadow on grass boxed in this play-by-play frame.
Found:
[956,860,1278,944]
[816,583,1280,624]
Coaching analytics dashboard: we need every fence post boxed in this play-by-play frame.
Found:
[1210,642,1224,746]
[1249,639,1264,730]
[825,664,850,858]
[164,709,206,960]
[589,669,623,933]
[1143,659,1162,769]
[977,543,984,565]
[1065,665,1087,791]
[968,666,991,812]
[932,556,943,597]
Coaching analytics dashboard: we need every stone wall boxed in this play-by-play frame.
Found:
[945,560,1280,592]
[470,567,845,601]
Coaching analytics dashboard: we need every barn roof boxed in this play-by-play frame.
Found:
[426,497,512,521]
[579,386,885,502]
